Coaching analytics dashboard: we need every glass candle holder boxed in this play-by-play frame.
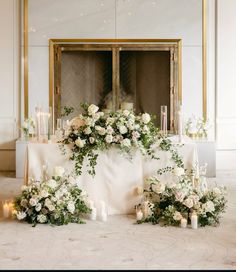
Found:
[160,105,168,136]
[56,118,62,130]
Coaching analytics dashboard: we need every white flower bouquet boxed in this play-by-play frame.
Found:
[21,117,35,139]
[61,103,160,176]
[137,175,227,227]
[184,115,211,138]
[13,172,91,226]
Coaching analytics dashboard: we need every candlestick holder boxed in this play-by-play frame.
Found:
[160,105,168,137]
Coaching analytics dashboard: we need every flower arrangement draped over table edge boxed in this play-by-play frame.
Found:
[60,103,184,177]
[13,103,227,227]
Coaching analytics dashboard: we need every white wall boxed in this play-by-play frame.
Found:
[216,0,236,170]
[26,0,203,120]
[0,0,20,171]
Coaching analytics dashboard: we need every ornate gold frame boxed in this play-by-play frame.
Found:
[23,0,207,120]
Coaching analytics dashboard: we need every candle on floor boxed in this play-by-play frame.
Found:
[90,207,97,221]
[191,212,198,229]
[180,218,187,228]
[3,202,10,218]
[136,210,143,221]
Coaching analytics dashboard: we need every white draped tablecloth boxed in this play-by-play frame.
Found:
[25,136,198,215]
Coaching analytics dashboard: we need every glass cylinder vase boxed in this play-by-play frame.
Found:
[160,105,168,137]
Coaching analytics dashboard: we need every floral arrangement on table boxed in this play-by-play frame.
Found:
[20,117,35,139]
[136,172,227,228]
[184,115,210,139]
[12,167,91,226]
[61,103,183,177]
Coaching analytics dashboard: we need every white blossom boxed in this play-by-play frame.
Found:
[89,137,95,144]
[16,211,27,220]
[88,104,99,115]
[202,200,215,213]
[67,201,75,214]
[183,198,194,209]
[29,198,37,206]
[35,203,42,212]
[123,110,130,117]
[142,113,151,124]
[119,125,128,134]
[152,183,165,194]
[75,138,86,148]
[105,134,113,143]
[84,127,92,135]
[37,214,47,223]
[173,211,183,221]
[121,138,131,148]
[47,179,57,189]
[40,189,49,198]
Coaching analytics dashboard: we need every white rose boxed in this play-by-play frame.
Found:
[183,198,194,209]
[123,110,130,117]
[35,203,42,212]
[213,187,221,196]
[88,104,99,116]
[40,189,49,198]
[142,113,151,124]
[173,167,185,177]
[152,183,165,194]
[75,138,86,148]
[37,214,47,223]
[85,117,94,126]
[67,201,75,214]
[47,179,57,189]
[202,200,215,213]
[16,211,27,220]
[54,166,65,177]
[132,131,140,140]
[173,211,183,221]
[48,204,55,211]
[69,117,85,128]
[44,198,52,208]
[84,127,92,135]
[89,137,95,144]
[106,125,114,135]
[29,198,37,206]
[98,128,106,135]
[121,138,131,148]
[189,194,200,205]
[119,125,128,134]
[106,117,115,125]
[105,134,113,143]
[175,191,185,202]
[142,125,149,133]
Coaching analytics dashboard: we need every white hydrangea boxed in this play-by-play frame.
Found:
[37,214,47,223]
[88,104,99,116]
[47,179,57,189]
[152,183,165,194]
[67,201,75,214]
[121,138,131,148]
[142,113,151,124]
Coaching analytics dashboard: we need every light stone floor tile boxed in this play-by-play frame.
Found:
[0,171,235,270]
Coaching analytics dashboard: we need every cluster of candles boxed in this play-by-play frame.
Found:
[136,201,199,229]
[88,200,108,222]
[2,200,13,219]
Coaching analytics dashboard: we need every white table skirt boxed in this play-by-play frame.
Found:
[25,136,198,215]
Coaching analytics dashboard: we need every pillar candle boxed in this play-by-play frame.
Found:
[191,212,198,229]
[3,203,10,218]
[180,218,187,228]
[136,210,143,221]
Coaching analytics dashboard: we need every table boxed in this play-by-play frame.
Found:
[24,135,198,215]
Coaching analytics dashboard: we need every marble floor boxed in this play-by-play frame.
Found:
[0,171,236,270]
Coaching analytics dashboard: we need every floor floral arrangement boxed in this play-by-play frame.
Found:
[13,168,91,226]
[136,174,227,228]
